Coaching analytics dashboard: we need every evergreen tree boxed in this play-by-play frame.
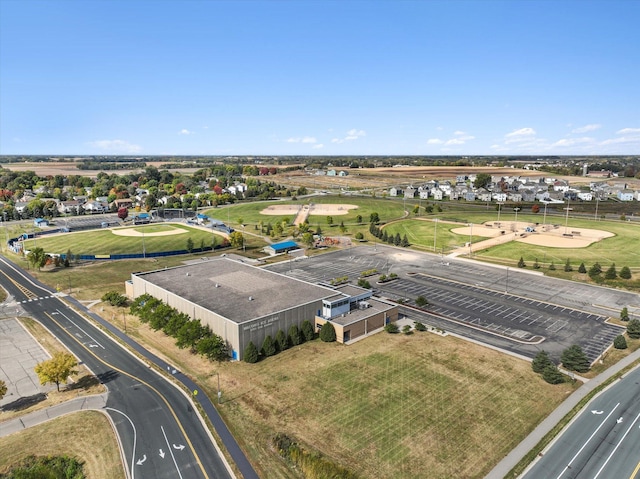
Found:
[619,266,632,279]
[414,321,427,332]
[533,258,540,269]
[549,262,556,271]
[564,258,573,272]
[532,350,553,374]
[578,262,587,273]
[301,320,315,341]
[518,256,526,268]
[401,234,409,247]
[381,230,388,242]
[561,345,590,373]
[588,262,602,278]
[394,232,401,246]
[627,319,640,339]
[605,263,617,279]
[319,322,336,342]
[244,341,259,363]
[542,364,565,384]
[613,335,628,350]
[275,329,289,352]
[620,307,629,321]
[288,324,302,346]
[262,335,276,356]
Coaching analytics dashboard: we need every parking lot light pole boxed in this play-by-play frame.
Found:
[467,223,473,257]
[433,218,438,253]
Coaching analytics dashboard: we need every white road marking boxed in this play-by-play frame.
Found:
[161,425,184,479]
[592,412,640,479]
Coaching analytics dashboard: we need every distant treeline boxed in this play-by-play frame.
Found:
[76,160,147,170]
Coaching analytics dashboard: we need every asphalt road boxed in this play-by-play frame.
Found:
[522,366,640,479]
[0,255,257,479]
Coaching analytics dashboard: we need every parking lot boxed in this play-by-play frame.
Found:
[267,244,639,363]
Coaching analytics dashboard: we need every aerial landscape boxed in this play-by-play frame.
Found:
[1,1,639,479]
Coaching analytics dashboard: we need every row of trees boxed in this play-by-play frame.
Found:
[368,224,410,247]
[130,294,229,362]
[520,257,633,280]
[243,320,318,363]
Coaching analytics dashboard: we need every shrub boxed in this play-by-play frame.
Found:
[402,324,412,335]
[549,262,556,271]
[244,341,259,363]
[101,291,127,307]
[414,321,427,331]
[517,257,526,268]
[301,320,315,342]
[578,262,587,273]
[384,323,399,334]
[561,345,590,373]
[613,335,628,350]
[532,350,553,374]
[355,232,364,240]
[627,319,640,339]
[357,279,371,289]
[319,322,336,342]
[415,295,429,307]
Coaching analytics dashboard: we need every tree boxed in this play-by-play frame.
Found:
[288,324,302,346]
[588,262,602,278]
[0,379,6,400]
[301,320,314,342]
[369,212,380,224]
[186,237,194,253]
[401,234,409,247]
[101,291,127,307]
[532,350,553,374]
[27,246,48,270]
[229,231,243,248]
[275,329,289,352]
[542,364,565,384]
[578,262,587,273]
[620,266,632,279]
[34,352,78,392]
[533,258,540,269]
[517,256,526,268]
[301,232,314,247]
[415,295,429,307]
[549,262,556,271]
[564,258,573,272]
[627,319,640,339]
[354,232,364,241]
[620,307,629,321]
[356,214,363,224]
[244,341,259,363]
[196,334,229,362]
[561,345,590,373]
[262,335,276,356]
[604,263,617,279]
[613,335,628,350]
[326,216,334,226]
[414,322,427,332]
[64,248,72,267]
[473,173,491,189]
[117,206,128,220]
[531,204,540,214]
[339,221,346,234]
[319,322,336,342]
[175,320,207,352]
[384,323,399,333]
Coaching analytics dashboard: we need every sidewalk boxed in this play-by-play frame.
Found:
[486,348,640,479]
[0,393,108,437]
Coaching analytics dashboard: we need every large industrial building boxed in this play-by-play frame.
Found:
[126,257,398,360]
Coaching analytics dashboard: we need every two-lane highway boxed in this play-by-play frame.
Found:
[523,366,640,479]
[0,255,242,479]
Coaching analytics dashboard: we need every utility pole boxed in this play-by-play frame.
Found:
[433,218,438,253]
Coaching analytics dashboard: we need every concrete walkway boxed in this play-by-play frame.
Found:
[486,348,640,479]
[0,393,108,437]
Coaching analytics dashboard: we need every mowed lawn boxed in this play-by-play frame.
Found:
[23,223,219,256]
[210,331,577,479]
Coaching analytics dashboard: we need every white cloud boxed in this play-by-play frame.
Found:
[505,127,536,138]
[551,137,595,147]
[445,138,465,145]
[427,138,443,144]
[286,136,317,144]
[312,144,324,149]
[332,129,366,143]
[87,139,142,153]
[453,130,466,136]
[600,136,639,145]
[571,124,601,134]
[616,127,640,135]
[179,129,193,135]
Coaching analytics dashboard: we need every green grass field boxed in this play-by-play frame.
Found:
[23,223,221,256]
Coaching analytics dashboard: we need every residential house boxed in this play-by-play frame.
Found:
[58,200,82,214]
[508,193,522,203]
[618,190,635,201]
[403,186,416,198]
[520,189,536,202]
[389,187,403,197]
[432,189,444,201]
[577,192,593,201]
[84,200,107,214]
[338,170,349,177]
[34,218,49,228]
[475,188,492,202]
[492,192,508,202]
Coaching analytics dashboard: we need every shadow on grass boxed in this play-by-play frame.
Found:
[0,392,47,412]
[67,374,101,391]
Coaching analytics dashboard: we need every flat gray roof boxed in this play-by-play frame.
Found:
[134,257,336,324]
[328,297,397,327]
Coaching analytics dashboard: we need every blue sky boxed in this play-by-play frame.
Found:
[1,0,638,156]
